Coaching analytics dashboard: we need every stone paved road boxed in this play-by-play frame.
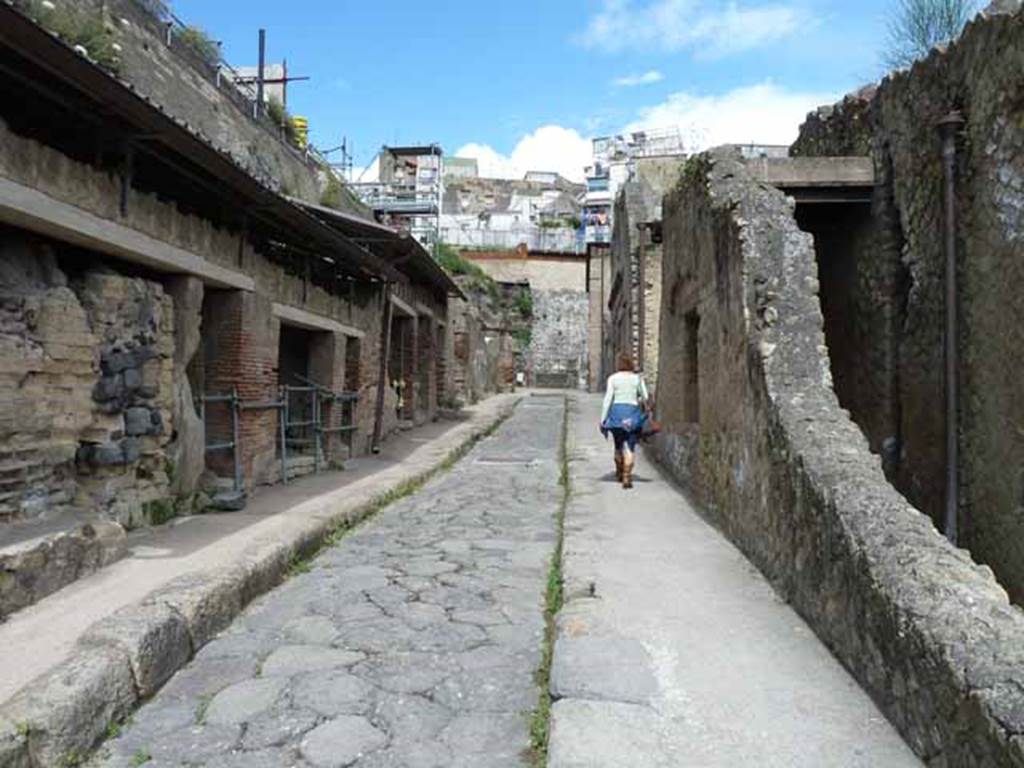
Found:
[91,395,565,768]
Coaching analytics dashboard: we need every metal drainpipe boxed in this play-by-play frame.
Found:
[371,283,394,454]
[637,224,646,371]
[938,111,965,545]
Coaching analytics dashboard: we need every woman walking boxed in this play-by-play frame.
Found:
[600,352,649,489]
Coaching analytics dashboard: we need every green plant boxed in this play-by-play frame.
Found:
[515,288,533,318]
[265,97,300,147]
[320,173,344,209]
[131,748,152,766]
[105,720,122,740]
[437,243,499,299]
[513,328,532,348]
[528,397,570,766]
[28,0,121,72]
[177,25,219,67]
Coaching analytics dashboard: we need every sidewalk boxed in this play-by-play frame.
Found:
[547,395,922,767]
[0,394,518,707]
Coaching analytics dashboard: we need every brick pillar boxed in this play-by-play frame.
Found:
[202,290,278,489]
[435,320,448,408]
[309,331,343,466]
[402,315,418,420]
[417,313,436,422]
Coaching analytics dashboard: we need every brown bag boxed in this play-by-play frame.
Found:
[641,414,662,439]
[640,378,660,438]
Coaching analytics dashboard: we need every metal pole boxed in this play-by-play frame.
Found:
[313,390,321,474]
[256,28,266,115]
[231,387,242,493]
[278,386,289,484]
[938,111,964,546]
[372,284,394,453]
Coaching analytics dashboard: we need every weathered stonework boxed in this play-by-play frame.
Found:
[654,147,1024,767]
[608,157,684,392]
[462,249,589,389]
[792,5,1024,603]
[529,289,588,389]
[0,238,176,530]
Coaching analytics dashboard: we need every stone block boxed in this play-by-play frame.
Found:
[79,602,192,699]
[122,367,142,392]
[550,634,658,705]
[123,407,151,437]
[92,374,124,403]
[122,437,142,464]
[0,647,136,767]
[144,568,246,649]
[92,442,124,466]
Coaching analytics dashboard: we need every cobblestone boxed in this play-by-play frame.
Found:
[90,397,565,767]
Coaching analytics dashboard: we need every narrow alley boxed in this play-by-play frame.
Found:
[89,395,920,767]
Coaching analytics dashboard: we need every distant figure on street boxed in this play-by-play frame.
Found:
[600,352,649,489]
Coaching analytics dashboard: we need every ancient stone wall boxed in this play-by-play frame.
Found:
[654,148,1024,766]
[0,108,450,523]
[528,290,589,390]
[462,250,589,389]
[0,234,179,529]
[448,284,515,405]
[608,158,681,392]
[791,5,1024,602]
[586,244,610,392]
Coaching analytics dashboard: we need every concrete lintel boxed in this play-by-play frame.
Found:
[391,294,416,318]
[747,156,876,189]
[0,177,254,291]
[272,303,365,339]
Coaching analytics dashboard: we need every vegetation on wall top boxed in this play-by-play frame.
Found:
[176,25,219,68]
[26,0,121,72]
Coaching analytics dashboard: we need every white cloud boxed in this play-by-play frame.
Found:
[626,80,836,150]
[455,125,592,183]
[450,82,835,187]
[611,70,665,88]
[577,0,805,57]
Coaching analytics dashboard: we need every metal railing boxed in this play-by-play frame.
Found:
[197,382,358,491]
[127,0,335,169]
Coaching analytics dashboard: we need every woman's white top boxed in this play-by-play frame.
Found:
[601,371,649,423]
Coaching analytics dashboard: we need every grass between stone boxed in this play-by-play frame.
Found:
[282,408,512,579]
[529,397,571,766]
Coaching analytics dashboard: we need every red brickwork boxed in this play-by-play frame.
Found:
[202,290,279,488]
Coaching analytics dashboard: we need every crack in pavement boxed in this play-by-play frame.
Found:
[89,397,567,768]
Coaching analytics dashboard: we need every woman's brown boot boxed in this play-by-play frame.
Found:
[614,452,624,482]
[622,453,635,489]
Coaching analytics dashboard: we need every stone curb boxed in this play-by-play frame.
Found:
[0,397,518,768]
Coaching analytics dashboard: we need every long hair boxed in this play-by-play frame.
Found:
[616,352,634,372]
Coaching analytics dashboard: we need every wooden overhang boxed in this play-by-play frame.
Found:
[0,3,401,285]
[292,198,466,301]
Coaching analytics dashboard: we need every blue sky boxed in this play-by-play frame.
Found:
[172,0,899,180]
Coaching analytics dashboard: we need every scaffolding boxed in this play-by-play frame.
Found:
[349,145,443,253]
[197,381,359,497]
